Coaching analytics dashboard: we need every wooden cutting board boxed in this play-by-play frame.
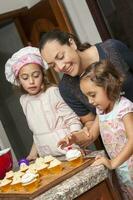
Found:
[0,157,94,200]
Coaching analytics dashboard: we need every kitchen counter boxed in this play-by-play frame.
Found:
[34,150,120,200]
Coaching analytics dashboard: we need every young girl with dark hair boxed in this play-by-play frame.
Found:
[59,60,133,200]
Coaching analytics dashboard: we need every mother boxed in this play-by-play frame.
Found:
[39,30,133,130]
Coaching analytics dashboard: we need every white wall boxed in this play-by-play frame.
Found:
[0,0,40,14]
[63,0,102,44]
[0,0,101,45]
[23,0,41,9]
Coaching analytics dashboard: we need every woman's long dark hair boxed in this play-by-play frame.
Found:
[39,29,91,52]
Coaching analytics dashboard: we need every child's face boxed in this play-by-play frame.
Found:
[80,79,113,113]
[41,39,82,76]
[18,63,44,95]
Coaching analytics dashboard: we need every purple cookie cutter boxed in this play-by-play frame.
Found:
[18,158,29,166]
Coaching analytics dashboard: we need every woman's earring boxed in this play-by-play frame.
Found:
[69,38,77,50]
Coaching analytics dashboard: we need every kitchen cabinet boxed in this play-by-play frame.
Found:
[76,179,120,200]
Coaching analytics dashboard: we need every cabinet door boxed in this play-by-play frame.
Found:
[30,18,60,84]
[20,0,74,84]
[76,179,120,200]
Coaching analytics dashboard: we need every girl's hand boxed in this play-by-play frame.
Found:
[57,134,76,149]
[26,153,38,162]
[91,155,114,170]
[58,128,93,149]
[85,121,94,130]
[72,129,93,147]
[26,143,38,161]
[82,126,90,137]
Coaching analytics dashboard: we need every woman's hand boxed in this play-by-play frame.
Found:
[91,155,115,170]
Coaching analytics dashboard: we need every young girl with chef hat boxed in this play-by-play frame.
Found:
[5,46,82,160]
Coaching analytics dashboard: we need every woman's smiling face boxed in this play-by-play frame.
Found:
[41,39,82,76]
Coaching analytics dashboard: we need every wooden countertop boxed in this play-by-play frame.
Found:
[34,150,109,200]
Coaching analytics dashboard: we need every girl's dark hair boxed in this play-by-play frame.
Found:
[80,60,125,101]
[39,29,91,52]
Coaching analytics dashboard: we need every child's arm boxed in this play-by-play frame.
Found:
[86,115,100,142]
[58,116,100,148]
[55,88,83,133]
[92,112,133,170]
[26,142,38,161]
[58,129,92,149]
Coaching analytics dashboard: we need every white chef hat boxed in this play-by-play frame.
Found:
[5,46,49,85]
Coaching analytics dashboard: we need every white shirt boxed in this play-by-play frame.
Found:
[20,86,82,156]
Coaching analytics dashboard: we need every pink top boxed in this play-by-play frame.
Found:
[20,86,82,156]
[97,97,133,188]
